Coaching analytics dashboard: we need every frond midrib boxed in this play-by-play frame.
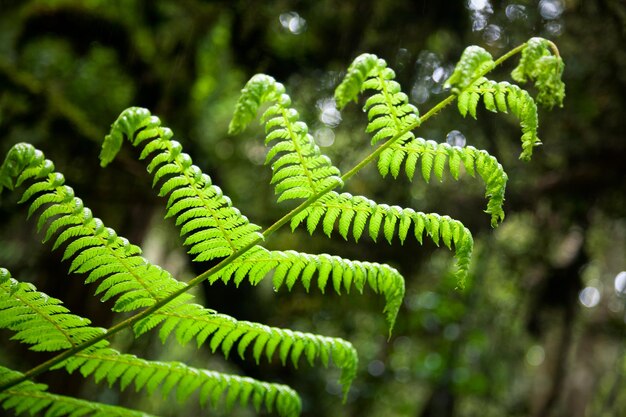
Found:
[179,160,237,252]
[376,70,403,132]
[93,234,162,302]
[279,108,318,194]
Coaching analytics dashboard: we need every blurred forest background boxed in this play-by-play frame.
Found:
[0,0,625,416]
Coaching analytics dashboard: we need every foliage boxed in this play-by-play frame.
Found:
[0,36,565,417]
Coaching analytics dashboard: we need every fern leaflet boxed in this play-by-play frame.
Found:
[229,74,343,202]
[101,107,263,262]
[378,137,508,226]
[132,300,358,399]
[215,246,405,333]
[456,78,540,160]
[0,143,191,313]
[290,192,473,285]
[335,53,420,146]
[0,366,154,417]
[444,45,495,91]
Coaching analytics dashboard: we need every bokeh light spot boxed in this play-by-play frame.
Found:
[579,286,601,308]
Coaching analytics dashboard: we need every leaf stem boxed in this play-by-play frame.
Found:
[0,42,529,392]
[545,40,561,59]
[494,43,527,66]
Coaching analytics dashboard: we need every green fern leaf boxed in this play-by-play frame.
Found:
[100,107,152,167]
[425,214,441,246]
[468,91,480,119]
[337,207,356,240]
[433,147,448,181]
[19,175,61,204]
[388,148,404,179]
[448,150,461,180]
[228,74,283,134]
[445,45,495,90]
[494,83,508,113]
[293,192,474,283]
[334,53,380,109]
[304,204,325,234]
[455,79,541,161]
[215,247,405,332]
[0,38,565,412]
[44,206,84,243]
[511,37,565,109]
[397,211,412,244]
[322,206,341,237]
[332,339,359,401]
[0,146,199,310]
[133,297,359,394]
[0,366,153,417]
[0,144,44,192]
[404,146,419,180]
[378,148,393,177]
[0,276,106,349]
[444,45,551,160]
[506,84,521,115]
[383,207,400,244]
[316,258,333,292]
[457,91,471,117]
[421,145,435,182]
[1,144,355,398]
[336,54,420,149]
[228,75,343,203]
[483,91,496,112]
[0,269,302,416]
[351,199,372,242]
[27,185,72,219]
[368,206,385,241]
[100,108,264,261]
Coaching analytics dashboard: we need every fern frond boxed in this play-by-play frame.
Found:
[290,192,474,285]
[228,74,284,135]
[229,74,343,202]
[455,78,540,161]
[0,144,52,192]
[101,107,263,261]
[444,45,495,91]
[511,37,565,109]
[1,143,188,313]
[442,42,550,161]
[378,137,507,226]
[215,246,405,333]
[0,269,302,416]
[0,144,358,397]
[334,54,380,109]
[0,274,105,352]
[335,54,420,146]
[0,366,154,417]
[65,349,301,415]
[133,298,358,399]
